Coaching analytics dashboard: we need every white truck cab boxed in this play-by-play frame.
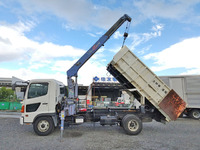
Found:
[20,79,65,135]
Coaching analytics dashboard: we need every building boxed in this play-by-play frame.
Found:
[0,77,12,88]
[78,76,129,107]
[0,77,26,100]
[0,76,130,104]
[90,81,123,102]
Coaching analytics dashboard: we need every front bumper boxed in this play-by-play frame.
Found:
[20,116,24,125]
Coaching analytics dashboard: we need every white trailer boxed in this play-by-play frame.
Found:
[160,75,200,119]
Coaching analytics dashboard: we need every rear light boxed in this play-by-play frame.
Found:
[79,108,87,112]
[21,105,24,113]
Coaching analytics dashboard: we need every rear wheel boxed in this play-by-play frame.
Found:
[189,109,200,119]
[122,114,142,135]
[33,117,54,136]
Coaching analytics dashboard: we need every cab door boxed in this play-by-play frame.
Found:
[24,82,50,122]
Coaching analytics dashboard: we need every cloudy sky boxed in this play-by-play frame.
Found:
[0,0,200,85]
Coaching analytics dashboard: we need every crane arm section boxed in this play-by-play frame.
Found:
[67,14,131,99]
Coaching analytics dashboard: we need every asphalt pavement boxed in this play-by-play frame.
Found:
[0,114,200,150]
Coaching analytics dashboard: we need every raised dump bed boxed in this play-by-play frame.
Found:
[107,46,186,122]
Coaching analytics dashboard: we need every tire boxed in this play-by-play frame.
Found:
[33,117,54,136]
[189,109,200,119]
[122,114,142,135]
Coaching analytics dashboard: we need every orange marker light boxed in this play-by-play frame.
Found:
[21,105,24,113]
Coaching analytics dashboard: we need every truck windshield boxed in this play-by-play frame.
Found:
[28,83,48,99]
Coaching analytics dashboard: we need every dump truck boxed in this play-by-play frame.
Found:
[160,75,200,119]
[19,14,186,136]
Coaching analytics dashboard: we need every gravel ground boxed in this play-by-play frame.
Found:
[0,117,200,150]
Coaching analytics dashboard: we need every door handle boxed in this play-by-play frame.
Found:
[42,103,48,105]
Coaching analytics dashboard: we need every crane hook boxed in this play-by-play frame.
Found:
[122,22,131,48]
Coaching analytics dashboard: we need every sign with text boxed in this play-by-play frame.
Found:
[93,76,118,83]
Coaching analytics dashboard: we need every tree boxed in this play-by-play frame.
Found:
[0,87,15,101]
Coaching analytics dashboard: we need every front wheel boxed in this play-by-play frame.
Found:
[122,114,142,135]
[33,117,54,136]
[189,109,200,119]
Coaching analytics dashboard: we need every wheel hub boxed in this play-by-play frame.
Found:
[38,120,50,132]
[128,120,139,132]
[193,111,200,118]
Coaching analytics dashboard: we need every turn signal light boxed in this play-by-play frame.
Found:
[21,105,24,113]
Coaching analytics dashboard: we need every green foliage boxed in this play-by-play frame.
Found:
[0,87,17,102]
